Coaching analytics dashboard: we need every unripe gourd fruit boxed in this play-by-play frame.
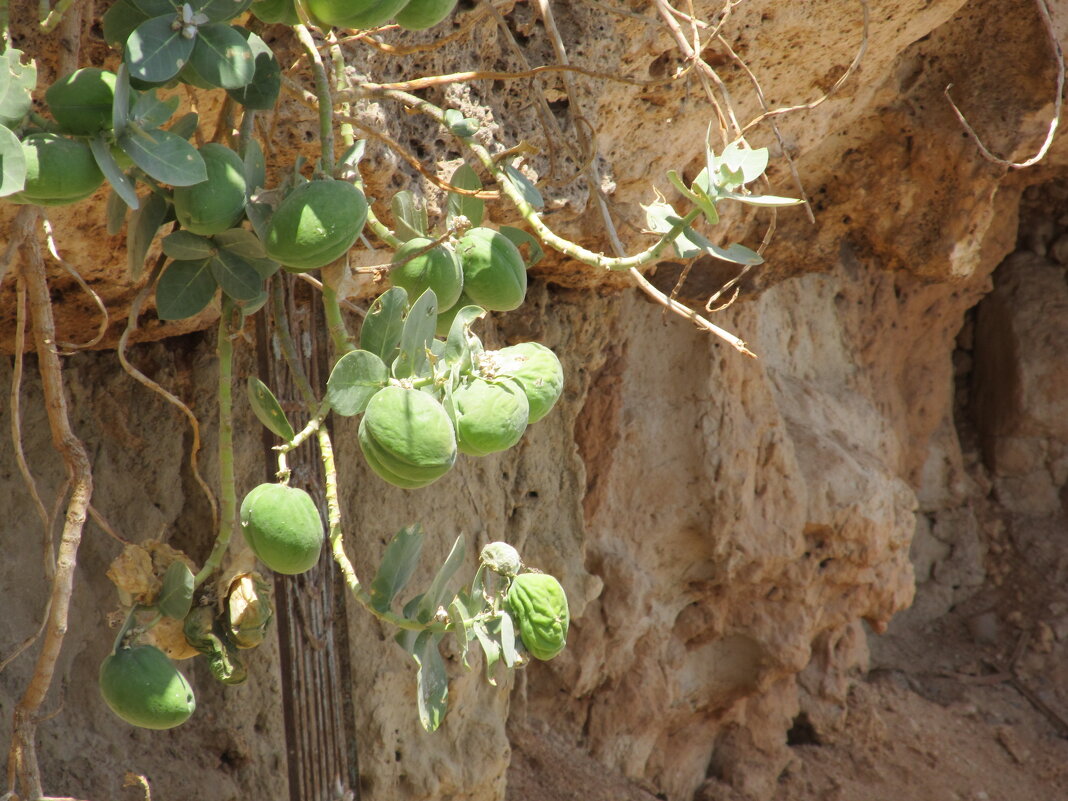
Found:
[304,0,410,30]
[394,0,457,29]
[456,228,527,312]
[495,342,564,424]
[46,68,118,135]
[240,483,324,575]
[390,238,464,311]
[12,133,104,206]
[452,377,529,457]
[264,180,368,272]
[250,0,299,24]
[359,386,456,489]
[505,573,569,661]
[99,645,196,729]
[172,143,247,236]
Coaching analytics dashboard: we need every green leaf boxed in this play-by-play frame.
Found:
[189,23,254,90]
[118,123,207,186]
[443,305,485,365]
[226,29,280,109]
[130,88,180,130]
[472,619,501,685]
[412,631,448,732]
[89,134,139,209]
[723,193,805,208]
[244,200,271,241]
[129,0,177,17]
[213,227,266,259]
[720,141,769,185]
[106,187,129,235]
[704,241,764,266]
[443,108,479,138]
[390,190,427,241]
[241,137,266,194]
[102,0,151,47]
[360,286,408,363]
[128,191,170,278]
[156,258,217,320]
[190,0,254,22]
[448,597,472,668]
[244,256,279,280]
[210,249,262,301]
[392,289,438,380]
[247,376,295,440]
[690,182,719,225]
[168,111,199,140]
[369,525,424,614]
[446,164,483,227]
[498,610,517,668]
[415,534,466,624]
[112,64,132,136]
[162,230,213,260]
[325,349,389,416]
[0,124,26,198]
[338,140,366,182]
[126,15,197,85]
[157,561,194,619]
[503,164,543,209]
[0,50,34,129]
[497,225,544,268]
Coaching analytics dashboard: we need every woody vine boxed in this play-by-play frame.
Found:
[0,0,827,797]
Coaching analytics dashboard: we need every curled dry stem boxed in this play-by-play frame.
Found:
[117,255,219,537]
[41,217,109,351]
[7,206,94,801]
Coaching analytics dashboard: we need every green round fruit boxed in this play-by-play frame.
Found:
[240,483,324,575]
[394,0,457,29]
[434,291,477,337]
[264,180,368,272]
[99,645,196,730]
[390,237,464,311]
[12,133,103,206]
[46,68,118,135]
[452,377,529,457]
[494,342,564,424]
[172,143,247,236]
[304,0,410,29]
[456,227,527,312]
[250,0,299,23]
[358,386,456,489]
[505,573,569,661]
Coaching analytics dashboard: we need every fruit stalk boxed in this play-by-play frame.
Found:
[194,304,237,587]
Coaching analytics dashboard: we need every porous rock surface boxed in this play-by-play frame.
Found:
[3,1,1068,801]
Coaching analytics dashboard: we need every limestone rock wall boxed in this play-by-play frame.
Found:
[3,1,1068,800]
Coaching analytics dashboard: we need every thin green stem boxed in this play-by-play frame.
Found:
[293,24,335,176]
[277,398,332,455]
[194,306,236,587]
[321,281,355,355]
[270,277,318,406]
[364,205,402,250]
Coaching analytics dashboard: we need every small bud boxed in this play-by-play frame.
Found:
[480,541,521,577]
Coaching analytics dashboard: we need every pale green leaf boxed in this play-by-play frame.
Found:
[247,376,295,440]
[325,349,388,416]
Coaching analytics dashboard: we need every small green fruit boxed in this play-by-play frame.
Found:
[250,0,299,24]
[358,386,456,489]
[506,573,569,661]
[172,143,247,236]
[46,68,118,135]
[390,237,464,311]
[240,483,324,575]
[394,0,457,29]
[264,180,368,272]
[456,227,527,312]
[12,133,104,206]
[494,342,564,423]
[452,377,529,457]
[99,645,196,729]
[304,0,410,29]
[434,290,477,337]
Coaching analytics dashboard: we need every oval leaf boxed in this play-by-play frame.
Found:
[213,227,265,259]
[162,230,214,261]
[90,134,139,209]
[157,561,194,619]
[210,249,263,301]
[188,24,254,90]
[446,164,483,227]
[226,30,280,110]
[413,631,448,733]
[0,124,26,198]
[359,286,407,362]
[392,289,438,380]
[156,258,217,320]
[128,191,170,278]
[118,123,207,186]
[247,375,295,440]
[370,525,424,614]
[504,164,543,209]
[126,15,196,85]
[325,349,388,417]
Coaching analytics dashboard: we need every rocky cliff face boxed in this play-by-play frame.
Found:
[3,1,1068,800]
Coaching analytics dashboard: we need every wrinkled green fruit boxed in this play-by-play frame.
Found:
[494,342,564,424]
[264,180,368,272]
[456,227,527,312]
[12,133,104,206]
[452,377,529,457]
[480,541,521,577]
[250,0,299,23]
[304,0,410,29]
[99,645,196,729]
[394,0,457,29]
[358,386,456,489]
[390,237,464,311]
[46,68,118,135]
[172,143,247,236]
[506,573,569,661]
[240,483,324,575]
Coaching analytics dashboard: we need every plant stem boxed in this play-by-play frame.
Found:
[293,24,335,176]
[321,281,355,355]
[194,304,236,587]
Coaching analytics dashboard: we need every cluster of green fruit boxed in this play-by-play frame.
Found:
[251,0,459,31]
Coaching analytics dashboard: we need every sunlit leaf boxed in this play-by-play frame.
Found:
[369,525,424,614]
[392,289,437,380]
[118,123,207,186]
[126,15,196,85]
[360,286,407,362]
[89,134,139,209]
[325,349,388,416]
[247,376,295,441]
[446,163,483,228]
[497,225,544,268]
[188,23,254,90]
[414,535,465,624]
[157,561,194,619]
[503,164,543,209]
[412,631,448,732]
[226,29,280,109]
[391,190,427,241]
